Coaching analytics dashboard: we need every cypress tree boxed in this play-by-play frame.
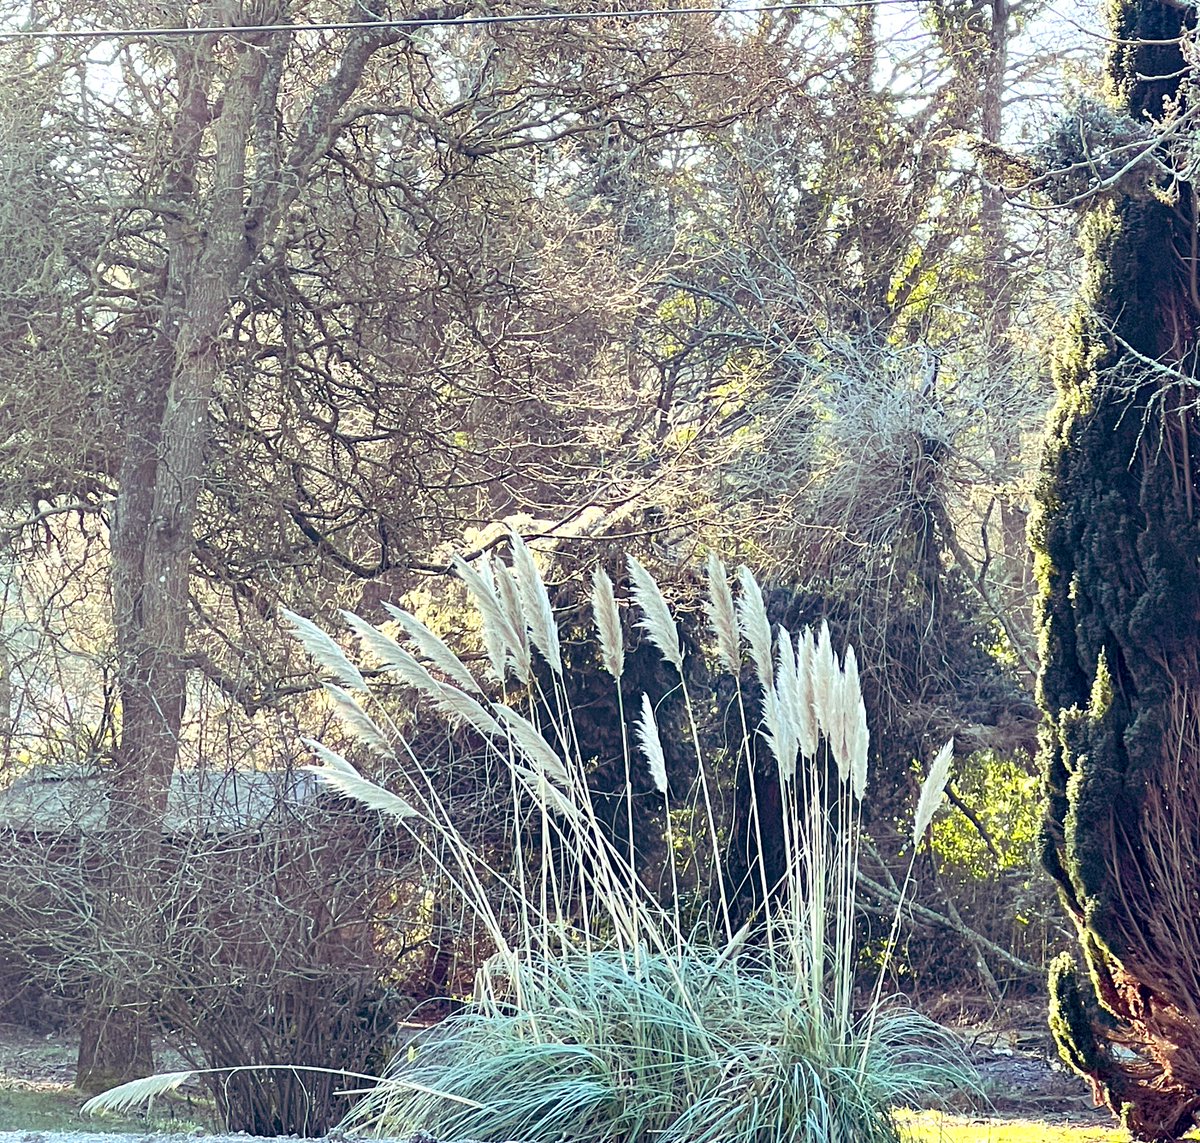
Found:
[1033,3,1200,1140]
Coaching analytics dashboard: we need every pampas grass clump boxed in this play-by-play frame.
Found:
[302,536,969,1143]
[87,534,970,1143]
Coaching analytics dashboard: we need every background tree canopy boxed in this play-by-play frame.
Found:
[0,0,1123,1133]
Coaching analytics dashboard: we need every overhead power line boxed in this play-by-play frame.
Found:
[0,0,906,41]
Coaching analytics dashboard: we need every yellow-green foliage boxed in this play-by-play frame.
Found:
[929,752,1038,876]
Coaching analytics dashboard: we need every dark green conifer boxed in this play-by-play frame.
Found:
[1034,3,1200,1139]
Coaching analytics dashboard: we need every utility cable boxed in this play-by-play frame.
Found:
[0,0,910,41]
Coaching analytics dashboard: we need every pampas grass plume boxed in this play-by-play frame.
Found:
[591,566,625,681]
[912,737,955,846]
[322,683,394,758]
[772,628,801,780]
[429,682,503,739]
[302,738,419,820]
[280,608,367,692]
[704,553,740,673]
[510,764,582,822]
[508,529,563,675]
[813,620,837,740]
[841,646,869,799]
[451,555,529,683]
[341,610,418,676]
[475,555,510,682]
[735,566,772,691]
[849,693,869,800]
[627,555,683,671]
[342,613,443,698]
[635,692,669,794]
[82,1071,196,1116]
[492,561,532,683]
[796,626,818,759]
[377,606,482,694]
[761,688,796,782]
[491,705,571,789]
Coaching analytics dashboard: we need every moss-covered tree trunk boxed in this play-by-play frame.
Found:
[1034,3,1200,1140]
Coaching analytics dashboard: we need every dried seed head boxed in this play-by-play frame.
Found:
[322,683,394,758]
[704,553,740,673]
[508,529,563,675]
[492,704,571,789]
[796,626,818,760]
[377,606,481,694]
[813,620,838,742]
[591,566,625,681]
[635,692,670,795]
[627,555,683,672]
[303,738,419,820]
[912,738,955,846]
[452,555,529,684]
[772,627,801,780]
[280,608,367,692]
[841,646,869,799]
[736,565,773,692]
[476,555,510,682]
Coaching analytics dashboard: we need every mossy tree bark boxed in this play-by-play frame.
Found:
[1034,3,1200,1140]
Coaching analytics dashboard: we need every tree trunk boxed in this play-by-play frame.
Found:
[74,30,264,1091]
[71,3,461,1089]
[1035,3,1200,1138]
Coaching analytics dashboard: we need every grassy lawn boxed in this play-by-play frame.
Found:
[897,1109,1133,1142]
[0,1077,209,1133]
[0,1089,1167,1142]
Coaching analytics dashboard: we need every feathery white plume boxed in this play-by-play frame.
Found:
[775,628,802,732]
[912,738,955,846]
[772,628,801,780]
[627,555,683,671]
[475,555,510,682]
[704,553,740,673]
[491,560,533,683]
[828,660,851,784]
[341,614,439,695]
[511,764,583,822]
[841,646,869,799]
[635,692,669,794]
[761,687,797,782]
[850,694,869,801]
[341,611,417,675]
[508,529,563,675]
[736,566,773,691]
[591,566,625,680]
[280,609,367,691]
[451,555,528,683]
[491,704,570,788]
[322,684,394,758]
[812,620,838,741]
[429,683,503,739]
[302,738,419,820]
[82,1071,196,1116]
[795,626,818,759]
[378,605,482,694]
